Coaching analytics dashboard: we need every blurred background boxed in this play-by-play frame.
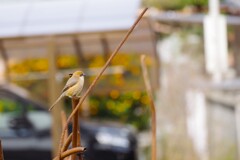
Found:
[0,0,240,160]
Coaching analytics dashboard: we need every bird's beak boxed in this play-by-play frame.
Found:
[82,73,86,77]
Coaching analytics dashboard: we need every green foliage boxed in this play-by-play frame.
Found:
[0,97,35,114]
[89,91,150,131]
[0,99,20,113]
[10,53,154,131]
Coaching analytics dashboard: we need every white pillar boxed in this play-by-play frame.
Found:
[209,0,220,15]
[235,102,240,159]
[186,90,209,160]
[204,0,228,82]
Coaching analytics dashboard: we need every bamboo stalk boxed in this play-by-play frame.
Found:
[61,111,68,160]
[53,147,86,160]
[77,131,81,147]
[61,111,68,143]
[61,133,73,152]
[71,98,80,160]
[140,55,157,160]
[0,140,4,160]
[57,8,148,157]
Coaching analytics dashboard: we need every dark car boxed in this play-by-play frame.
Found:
[80,121,137,160]
[0,84,137,160]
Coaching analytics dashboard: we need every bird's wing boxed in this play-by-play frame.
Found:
[61,77,78,93]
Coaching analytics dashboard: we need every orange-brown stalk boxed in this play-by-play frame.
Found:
[54,147,86,160]
[140,55,157,160]
[71,98,82,160]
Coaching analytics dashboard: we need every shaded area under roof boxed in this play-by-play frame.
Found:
[0,0,140,38]
[150,11,240,25]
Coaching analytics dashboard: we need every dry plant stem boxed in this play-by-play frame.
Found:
[140,55,157,160]
[61,133,73,152]
[57,7,148,156]
[0,140,4,160]
[61,111,68,143]
[53,147,86,160]
[77,131,80,146]
[61,111,68,160]
[71,98,81,160]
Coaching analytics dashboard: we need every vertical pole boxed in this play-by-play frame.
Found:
[235,105,240,160]
[147,19,161,90]
[0,140,4,160]
[48,36,62,157]
[186,90,209,160]
[209,0,219,16]
[0,40,10,83]
[233,26,240,76]
[73,37,85,65]
[100,37,110,61]
[204,0,228,82]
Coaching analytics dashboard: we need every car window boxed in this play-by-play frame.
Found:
[0,90,45,113]
[0,95,22,114]
[0,93,27,138]
[0,90,51,138]
[0,91,38,138]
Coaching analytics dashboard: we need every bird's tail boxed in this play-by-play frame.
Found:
[49,94,64,111]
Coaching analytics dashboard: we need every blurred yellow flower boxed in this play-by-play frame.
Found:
[106,101,115,110]
[110,90,120,99]
[141,95,149,105]
[89,56,105,68]
[57,55,78,68]
[132,91,141,100]
[34,59,48,71]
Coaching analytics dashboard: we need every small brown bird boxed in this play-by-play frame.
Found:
[49,71,85,111]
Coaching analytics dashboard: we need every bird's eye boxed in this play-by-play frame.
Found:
[69,73,73,77]
[81,73,86,77]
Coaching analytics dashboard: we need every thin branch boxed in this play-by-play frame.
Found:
[57,8,148,157]
[140,55,157,160]
[61,110,68,160]
[71,98,80,160]
[61,133,73,152]
[61,111,68,143]
[77,131,81,147]
[53,147,86,160]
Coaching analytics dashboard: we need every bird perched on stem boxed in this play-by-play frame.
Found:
[49,71,85,111]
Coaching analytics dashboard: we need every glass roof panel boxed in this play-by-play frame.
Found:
[0,0,140,38]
